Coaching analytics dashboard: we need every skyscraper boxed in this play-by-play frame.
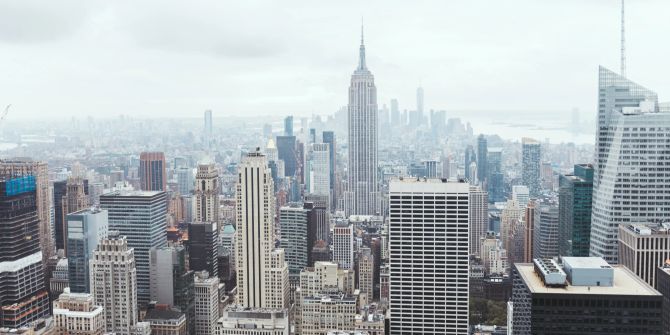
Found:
[308,143,330,199]
[345,26,379,216]
[532,202,559,260]
[90,232,139,334]
[0,176,50,328]
[332,221,354,270]
[358,247,374,301]
[188,222,219,280]
[100,190,168,306]
[0,160,53,267]
[284,115,293,136]
[390,98,399,126]
[279,203,308,283]
[464,145,476,182]
[416,86,424,123]
[487,148,504,202]
[53,179,68,251]
[193,271,219,335]
[322,131,337,208]
[618,223,670,288]
[521,137,541,197]
[590,67,670,264]
[149,246,195,335]
[276,136,297,177]
[193,163,219,223]
[469,185,489,255]
[477,135,487,185]
[176,167,194,195]
[66,208,108,293]
[389,178,470,334]
[558,164,593,257]
[235,150,289,309]
[139,152,167,192]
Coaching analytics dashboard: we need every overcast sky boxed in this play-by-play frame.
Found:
[1,0,669,120]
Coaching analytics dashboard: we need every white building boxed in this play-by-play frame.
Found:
[389,178,470,334]
[309,143,331,199]
[345,26,379,216]
[53,288,105,335]
[215,307,289,335]
[333,222,354,270]
[194,271,220,335]
[90,231,139,335]
[357,247,374,302]
[194,163,219,223]
[235,150,289,309]
[590,67,670,264]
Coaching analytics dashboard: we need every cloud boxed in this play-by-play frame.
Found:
[0,1,95,43]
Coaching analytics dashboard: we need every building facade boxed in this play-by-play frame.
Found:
[66,208,108,293]
[618,223,670,288]
[558,164,593,257]
[52,288,105,335]
[521,138,541,197]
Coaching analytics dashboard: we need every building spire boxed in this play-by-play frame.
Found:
[620,0,626,77]
[358,19,367,71]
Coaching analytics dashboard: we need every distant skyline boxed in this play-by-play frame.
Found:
[1,0,669,120]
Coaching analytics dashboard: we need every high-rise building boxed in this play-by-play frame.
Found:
[523,202,536,263]
[389,178,470,334]
[279,204,309,284]
[345,27,379,216]
[139,152,167,192]
[416,86,424,123]
[204,110,213,150]
[52,288,105,335]
[532,202,559,260]
[66,208,108,293]
[176,167,194,196]
[100,190,168,306]
[49,257,69,301]
[284,115,294,136]
[590,67,670,264]
[188,222,219,277]
[486,148,504,202]
[90,232,139,334]
[0,160,53,267]
[193,271,219,335]
[149,246,195,335]
[469,186,488,255]
[464,145,476,182]
[521,138,541,197]
[477,135,488,185]
[658,260,670,335]
[235,150,289,309]
[143,309,187,335]
[193,163,219,223]
[500,200,522,253]
[480,233,508,275]
[390,99,399,126]
[512,185,530,212]
[54,180,68,251]
[332,222,354,270]
[558,164,593,257]
[276,136,297,178]
[618,223,670,288]
[0,176,50,328]
[358,247,374,302]
[511,257,663,334]
[308,143,330,199]
[322,131,337,207]
[62,177,89,254]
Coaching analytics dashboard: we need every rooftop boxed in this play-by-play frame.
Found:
[101,190,163,197]
[623,222,670,236]
[516,263,659,296]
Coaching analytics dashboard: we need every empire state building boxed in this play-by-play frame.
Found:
[345,26,379,216]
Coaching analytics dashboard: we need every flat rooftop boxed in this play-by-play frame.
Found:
[562,257,610,269]
[389,178,469,193]
[101,190,163,197]
[516,263,659,296]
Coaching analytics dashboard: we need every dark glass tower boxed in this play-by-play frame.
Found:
[477,135,488,185]
[188,221,219,277]
[0,176,50,328]
[558,164,594,257]
[276,135,297,177]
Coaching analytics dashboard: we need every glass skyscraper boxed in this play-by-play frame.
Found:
[558,164,593,257]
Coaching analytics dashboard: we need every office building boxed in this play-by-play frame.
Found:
[333,222,354,270]
[300,293,357,335]
[176,167,194,195]
[487,148,504,202]
[521,138,541,197]
[358,247,374,301]
[49,258,69,300]
[279,204,309,282]
[322,131,337,200]
[389,178,470,334]
[469,186,488,255]
[480,233,508,275]
[188,221,219,278]
[66,208,108,293]
[618,223,670,288]
[215,307,289,335]
[591,67,670,264]
[235,150,289,309]
[0,160,53,265]
[194,271,219,335]
[500,200,522,253]
[276,136,297,177]
[149,246,195,335]
[90,232,139,334]
[522,202,536,263]
[532,202,559,260]
[464,145,476,182]
[558,164,593,257]
[284,115,293,136]
[308,143,330,199]
[511,257,663,334]
[511,185,530,212]
[0,176,50,328]
[345,27,379,216]
[477,135,487,185]
[100,190,168,306]
[144,309,187,335]
[52,288,105,335]
[61,177,89,253]
[658,261,670,335]
[193,163,219,223]
[139,152,167,192]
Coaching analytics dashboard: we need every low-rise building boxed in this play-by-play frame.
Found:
[52,288,104,335]
[214,307,289,335]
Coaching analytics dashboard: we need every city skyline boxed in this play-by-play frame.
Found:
[1,1,669,121]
